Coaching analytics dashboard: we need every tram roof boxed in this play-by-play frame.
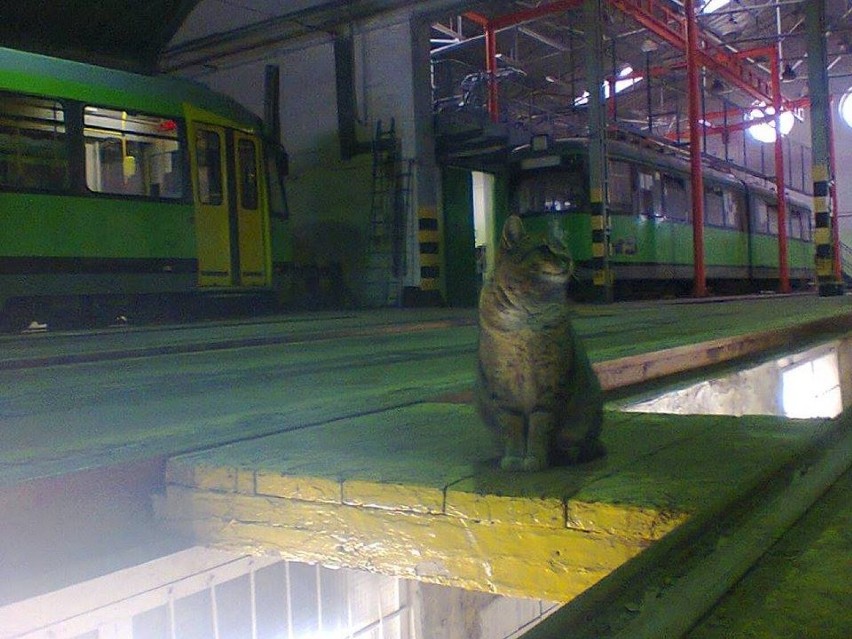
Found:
[0,46,260,126]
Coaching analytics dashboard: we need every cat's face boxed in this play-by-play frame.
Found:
[493,215,574,302]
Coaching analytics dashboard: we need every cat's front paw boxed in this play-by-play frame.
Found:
[500,455,525,471]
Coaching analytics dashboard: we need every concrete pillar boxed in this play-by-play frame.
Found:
[806,0,844,296]
[409,13,444,304]
[584,0,612,302]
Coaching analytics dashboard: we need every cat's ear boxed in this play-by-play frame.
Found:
[501,215,525,250]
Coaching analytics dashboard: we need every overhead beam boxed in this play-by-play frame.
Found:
[160,0,478,72]
[606,0,789,110]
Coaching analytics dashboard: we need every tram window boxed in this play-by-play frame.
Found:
[767,203,779,235]
[800,209,812,240]
[0,94,69,192]
[789,206,810,239]
[636,169,661,219]
[196,130,223,205]
[607,160,632,212]
[84,107,183,199]
[705,187,725,227]
[724,189,746,230]
[788,209,802,239]
[753,199,770,234]
[515,170,586,215]
[237,139,259,210]
[662,175,688,221]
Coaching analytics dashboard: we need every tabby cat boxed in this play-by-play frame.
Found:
[476,215,605,471]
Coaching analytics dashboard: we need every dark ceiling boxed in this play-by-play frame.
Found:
[0,0,200,71]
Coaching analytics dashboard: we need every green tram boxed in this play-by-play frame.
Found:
[0,47,291,329]
[508,137,814,298]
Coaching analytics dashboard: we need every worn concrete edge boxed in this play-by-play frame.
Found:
[519,409,852,638]
[594,311,852,391]
[0,317,477,370]
[164,452,686,541]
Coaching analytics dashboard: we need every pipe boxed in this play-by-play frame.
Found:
[770,51,791,293]
[685,0,706,297]
[484,23,499,123]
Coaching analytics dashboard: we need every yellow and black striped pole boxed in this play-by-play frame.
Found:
[812,164,836,284]
[418,206,442,300]
[585,0,613,302]
[806,0,844,296]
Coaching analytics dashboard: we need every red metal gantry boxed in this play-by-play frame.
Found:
[464,0,800,295]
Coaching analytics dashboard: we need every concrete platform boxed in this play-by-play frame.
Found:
[160,403,842,602]
[156,296,852,605]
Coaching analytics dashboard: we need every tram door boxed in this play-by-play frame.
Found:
[191,123,269,288]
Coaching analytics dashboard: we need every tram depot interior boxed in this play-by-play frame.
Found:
[0,0,850,313]
[1,2,852,638]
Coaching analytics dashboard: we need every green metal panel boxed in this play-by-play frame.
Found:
[442,167,477,307]
[0,192,195,258]
[493,171,511,236]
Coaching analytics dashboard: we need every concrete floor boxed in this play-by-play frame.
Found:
[1,295,850,632]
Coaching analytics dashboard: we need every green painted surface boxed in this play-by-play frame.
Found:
[0,47,259,126]
[169,403,835,517]
[571,296,851,362]
[686,468,852,639]
[0,192,195,258]
[442,167,478,307]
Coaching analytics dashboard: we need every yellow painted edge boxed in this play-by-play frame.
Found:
[342,479,444,514]
[419,254,441,267]
[162,486,655,601]
[566,500,689,541]
[167,459,237,492]
[255,471,341,504]
[445,490,565,529]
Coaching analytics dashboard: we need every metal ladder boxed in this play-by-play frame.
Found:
[365,120,408,306]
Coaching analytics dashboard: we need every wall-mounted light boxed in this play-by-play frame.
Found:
[839,88,852,129]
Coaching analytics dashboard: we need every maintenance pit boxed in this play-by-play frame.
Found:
[2,334,850,638]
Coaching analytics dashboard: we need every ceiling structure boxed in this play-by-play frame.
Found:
[0,1,849,173]
[430,1,852,145]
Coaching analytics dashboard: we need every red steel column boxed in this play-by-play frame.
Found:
[685,0,706,296]
[484,23,499,123]
[771,52,791,292]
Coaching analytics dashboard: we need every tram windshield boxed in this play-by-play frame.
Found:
[514,169,587,216]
